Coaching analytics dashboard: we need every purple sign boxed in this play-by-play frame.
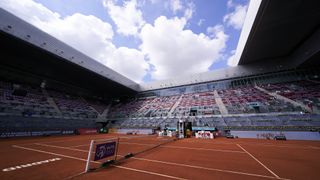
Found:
[94,141,116,161]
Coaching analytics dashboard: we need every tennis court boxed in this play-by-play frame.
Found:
[1,134,320,180]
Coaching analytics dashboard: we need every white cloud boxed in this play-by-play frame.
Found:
[227,0,235,8]
[103,0,145,37]
[41,14,116,63]
[207,24,224,38]
[227,50,238,66]
[183,1,195,21]
[149,0,159,4]
[107,47,148,83]
[168,0,194,21]
[140,16,228,80]
[223,3,248,30]
[1,0,147,82]
[197,19,205,26]
[0,0,61,25]
[169,0,183,14]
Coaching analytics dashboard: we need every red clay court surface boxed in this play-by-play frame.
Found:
[1,134,320,180]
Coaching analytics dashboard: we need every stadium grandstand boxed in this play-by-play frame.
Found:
[1,1,320,179]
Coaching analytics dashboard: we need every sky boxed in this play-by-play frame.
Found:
[0,0,249,83]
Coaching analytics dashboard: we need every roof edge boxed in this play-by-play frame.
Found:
[0,8,139,91]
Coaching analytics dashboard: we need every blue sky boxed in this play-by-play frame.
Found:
[0,0,249,83]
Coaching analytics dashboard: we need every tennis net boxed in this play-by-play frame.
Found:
[85,135,177,172]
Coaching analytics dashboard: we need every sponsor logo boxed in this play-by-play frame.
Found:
[2,158,61,172]
[94,142,116,161]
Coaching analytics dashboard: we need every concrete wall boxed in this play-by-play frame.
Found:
[0,116,96,133]
[116,128,153,135]
[231,130,320,140]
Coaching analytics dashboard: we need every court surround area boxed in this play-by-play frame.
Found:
[1,134,320,180]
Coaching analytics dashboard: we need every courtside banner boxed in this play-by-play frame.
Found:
[94,141,116,161]
[77,128,97,135]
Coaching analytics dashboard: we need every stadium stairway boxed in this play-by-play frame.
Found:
[213,90,229,115]
[305,80,320,113]
[254,85,313,113]
[98,103,112,119]
[80,97,102,116]
[168,94,184,117]
[307,79,320,84]
[41,89,62,115]
[139,98,159,117]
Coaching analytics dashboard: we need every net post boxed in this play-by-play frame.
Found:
[85,140,95,172]
[115,137,120,161]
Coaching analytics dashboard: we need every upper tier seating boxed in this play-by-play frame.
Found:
[217,86,301,114]
[108,96,180,118]
[260,80,320,111]
[2,78,320,128]
[0,80,109,119]
[0,81,57,117]
[173,92,220,116]
[48,90,98,119]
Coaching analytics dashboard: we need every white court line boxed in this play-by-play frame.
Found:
[19,135,119,146]
[162,145,245,153]
[237,144,281,179]
[34,143,89,153]
[24,145,285,180]
[120,142,245,153]
[235,143,320,150]
[111,165,188,180]
[17,134,156,147]
[120,135,156,139]
[18,137,91,146]
[69,142,245,154]
[44,136,320,150]
[308,146,320,149]
[63,171,86,180]
[188,140,320,150]
[12,145,187,180]
[36,142,246,158]
[2,158,62,172]
[121,142,156,146]
[128,156,290,180]
[12,145,94,163]
[69,144,89,148]
[45,136,118,144]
